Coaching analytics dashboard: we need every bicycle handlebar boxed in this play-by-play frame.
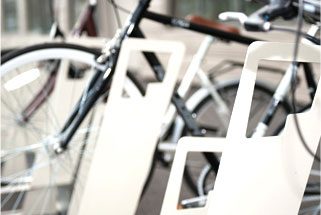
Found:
[245,0,293,31]
[220,0,320,32]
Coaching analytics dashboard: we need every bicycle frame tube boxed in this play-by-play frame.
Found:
[143,11,258,44]
[17,59,60,123]
[129,27,220,171]
[59,0,153,149]
[57,0,220,172]
[178,36,214,97]
[21,64,58,122]
[161,36,217,136]
[131,27,204,137]
[72,3,97,37]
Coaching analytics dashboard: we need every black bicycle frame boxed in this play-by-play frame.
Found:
[143,11,257,45]
[58,0,259,147]
[59,0,151,147]
[57,0,220,172]
[57,0,318,171]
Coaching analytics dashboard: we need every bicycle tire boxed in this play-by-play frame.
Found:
[0,43,146,214]
[182,80,291,197]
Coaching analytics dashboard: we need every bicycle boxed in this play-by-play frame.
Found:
[1,0,314,214]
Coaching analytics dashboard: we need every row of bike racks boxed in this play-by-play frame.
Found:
[46,38,320,215]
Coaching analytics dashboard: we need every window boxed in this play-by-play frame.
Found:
[1,0,88,35]
[2,0,18,32]
[173,0,260,20]
[27,0,52,33]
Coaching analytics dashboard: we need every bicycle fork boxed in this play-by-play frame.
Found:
[251,25,319,137]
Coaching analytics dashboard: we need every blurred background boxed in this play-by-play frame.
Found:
[1,0,260,35]
[1,0,301,84]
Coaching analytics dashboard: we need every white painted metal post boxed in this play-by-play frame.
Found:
[73,38,185,215]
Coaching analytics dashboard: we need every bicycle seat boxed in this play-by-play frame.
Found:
[185,14,240,35]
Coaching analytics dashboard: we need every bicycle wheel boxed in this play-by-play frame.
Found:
[1,43,144,214]
[182,80,291,198]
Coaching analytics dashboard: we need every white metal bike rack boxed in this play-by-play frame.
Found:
[161,41,320,215]
[71,38,185,215]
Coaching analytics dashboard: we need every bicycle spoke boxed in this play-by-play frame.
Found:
[1,97,19,117]
[2,153,49,189]
[24,80,60,130]
[39,164,55,215]
[1,142,52,163]
[1,154,46,208]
